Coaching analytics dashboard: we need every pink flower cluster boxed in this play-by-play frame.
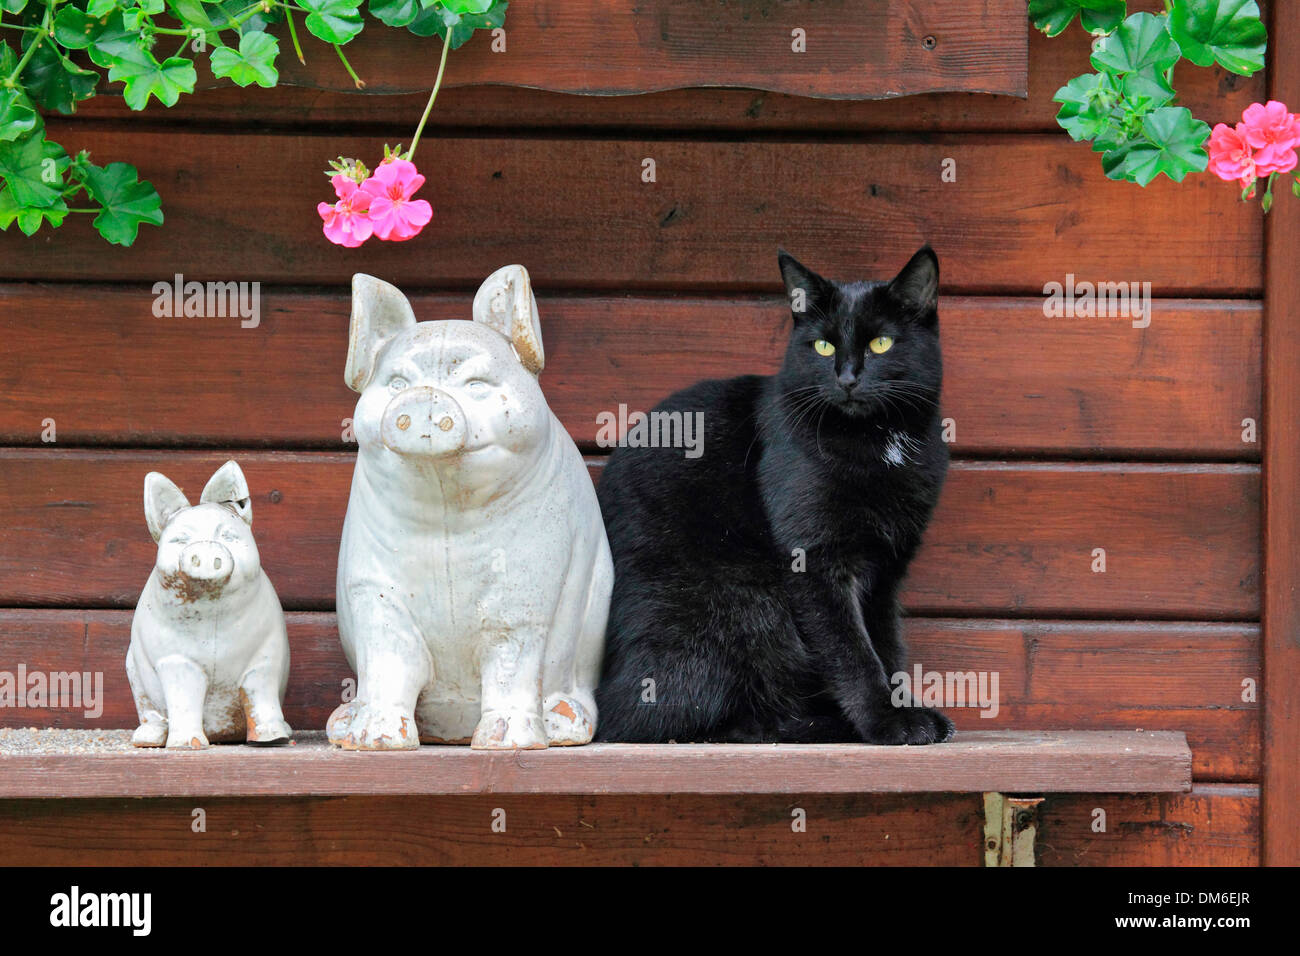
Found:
[1208,100,1300,197]
[318,157,433,247]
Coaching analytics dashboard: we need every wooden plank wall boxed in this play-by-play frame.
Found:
[0,1,1267,864]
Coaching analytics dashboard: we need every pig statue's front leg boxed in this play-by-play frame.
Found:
[329,594,431,750]
[156,655,210,750]
[239,633,292,745]
[126,644,168,747]
[471,624,548,750]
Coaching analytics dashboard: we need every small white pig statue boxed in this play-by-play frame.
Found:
[127,460,292,749]
[329,265,612,750]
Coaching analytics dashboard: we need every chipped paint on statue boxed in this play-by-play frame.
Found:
[127,460,292,749]
[330,265,612,750]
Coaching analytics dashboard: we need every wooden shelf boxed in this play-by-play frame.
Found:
[0,730,1191,799]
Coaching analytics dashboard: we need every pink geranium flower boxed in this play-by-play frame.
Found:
[1208,122,1257,188]
[318,175,374,248]
[1241,100,1300,175]
[360,158,433,241]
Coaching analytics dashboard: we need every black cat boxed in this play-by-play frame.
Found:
[593,246,954,745]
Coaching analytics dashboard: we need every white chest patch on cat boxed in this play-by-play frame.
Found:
[883,431,915,467]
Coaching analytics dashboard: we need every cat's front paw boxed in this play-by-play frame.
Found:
[861,705,954,745]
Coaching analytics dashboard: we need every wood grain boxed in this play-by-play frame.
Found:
[1036,784,1259,867]
[3,131,1262,294]
[249,0,1028,99]
[0,286,1261,457]
[68,1,1261,132]
[1263,0,1300,867]
[0,729,1191,798]
[0,785,1256,866]
[0,610,1256,779]
[0,451,1260,617]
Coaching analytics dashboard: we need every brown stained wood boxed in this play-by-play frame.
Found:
[1037,785,1260,867]
[0,451,1261,617]
[295,0,1025,99]
[0,610,1258,780]
[910,462,1259,619]
[0,287,1261,457]
[0,785,1255,866]
[170,0,1026,100]
[2,132,1262,295]
[1263,0,1300,867]
[68,1,1260,132]
[0,729,1190,798]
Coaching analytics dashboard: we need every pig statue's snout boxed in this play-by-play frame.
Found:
[178,541,235,586]
[381,386,468,458]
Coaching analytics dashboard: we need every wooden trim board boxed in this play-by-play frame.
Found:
[1263,0,1300,867]
[0,730,1192,798]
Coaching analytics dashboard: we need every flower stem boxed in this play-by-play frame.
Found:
[284,6,305,64]
[333,42,365,89]
[406,36,450,163]
[5,6,50,86]
[1262,171,1278,213]
[149,3,266,36]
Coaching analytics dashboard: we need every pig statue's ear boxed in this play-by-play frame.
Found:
[144,472,190,543]
[472,264,545,374]
[346,273,418,392]
[200,459,253,527]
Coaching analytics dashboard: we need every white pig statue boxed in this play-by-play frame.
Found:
[127,460,292,749]
[329,265,612,750]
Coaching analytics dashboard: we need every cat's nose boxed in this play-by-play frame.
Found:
[837,369,860,393]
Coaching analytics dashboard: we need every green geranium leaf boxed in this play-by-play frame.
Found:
[108,47,197,110]
[1092,119,1130,153]
[0,87,41,142]
[1167,0,1266,76]
[53,8,104,49]
[166,0,216,38]
[0,186,68,235]
[82,161,163,245]
[1120,69,1176,108]
[20,39,99,114]
[136,0,166,14]
[299,0,365,44]
[409,0,505,48]
[1104,106,1210,185]
[86,0,118,16]
[0,0,28,13]
[1100,139,1138,180]
[1029,0,1127,37]
[369,0,420,28]
[210,32,279,87]
[1092,12,1182,78]
[83,11,149,70]
[1053,72,1119,142]
[0,133,70,208]
[441,0,494,13]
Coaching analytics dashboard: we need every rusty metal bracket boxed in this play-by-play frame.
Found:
[983,793,1045,866]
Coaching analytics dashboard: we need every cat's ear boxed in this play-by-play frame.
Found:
[888,245,940,320]
[346,274,418,392]
[778,250,832,323]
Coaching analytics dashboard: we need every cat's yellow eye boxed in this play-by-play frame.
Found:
[813,339,836,356]
[869,335,894,355]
